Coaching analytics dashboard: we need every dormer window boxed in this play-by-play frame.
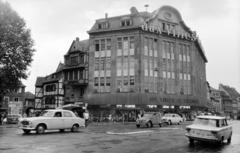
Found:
[121,19,132,27]
[98,22,109,29]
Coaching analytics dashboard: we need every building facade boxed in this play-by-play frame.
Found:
[35,38,89,110]
[219,84,240,119]
[86,6,208,121]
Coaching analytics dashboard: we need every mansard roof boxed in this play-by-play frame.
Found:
[88,5,207,63]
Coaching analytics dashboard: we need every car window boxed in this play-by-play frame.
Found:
[54,112,62,117]
[63,111,73,117]
[194,118,217,127]
[40,111,54,117]
[224,119,228,126]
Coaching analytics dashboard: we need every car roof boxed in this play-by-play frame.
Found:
[197,115,225,120]
[46,109,72,113]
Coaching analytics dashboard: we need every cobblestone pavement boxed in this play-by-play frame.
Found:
[0,121,239,153]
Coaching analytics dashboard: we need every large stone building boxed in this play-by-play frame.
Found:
[35,5,208,121]
[86,6,208,121]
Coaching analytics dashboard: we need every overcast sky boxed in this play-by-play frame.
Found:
[5,0,240,93]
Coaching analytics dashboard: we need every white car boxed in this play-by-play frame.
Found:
[185,116,232,144]
[161,113,183,125]
[19,109,85,134]
[136,112,164,128]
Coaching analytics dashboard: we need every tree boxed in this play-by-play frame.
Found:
[0,0,35,100]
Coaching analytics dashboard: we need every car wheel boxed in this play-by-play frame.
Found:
[59,129,65,132]
[23,129,31,134]
[71,124,79,132]
[149,121,153,128]
[159,123,162,127]
[218,137,224,145]
[36,124,46,134]
[227,135,232,144]
[168,120,172,125]
[189,138,194,145]
[136,124,140,128]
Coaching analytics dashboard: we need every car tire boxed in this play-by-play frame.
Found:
[36,124,46,134]
[59,129,65,132]
[136,124,140,128]
[189,138,194,145]
[149,121,153,128]
[218,137,224,145]
[227,136,231,144]
[23,129,31,134]
[168,120,172,125]
[71,124,79,132]
[159,123,162,127]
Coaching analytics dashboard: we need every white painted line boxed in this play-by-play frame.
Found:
[106,130,154,135]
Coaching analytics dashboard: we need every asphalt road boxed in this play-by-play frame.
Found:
[0,121,239,153]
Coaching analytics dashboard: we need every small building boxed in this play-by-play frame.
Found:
[219,84,240,119]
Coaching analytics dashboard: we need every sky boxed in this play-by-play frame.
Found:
[4,0,240,93]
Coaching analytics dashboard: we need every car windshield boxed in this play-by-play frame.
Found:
[193,118,217,127]
[40,111,54,117]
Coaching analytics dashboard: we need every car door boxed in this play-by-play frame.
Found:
[62,111,74,129]
[48,111,64,130]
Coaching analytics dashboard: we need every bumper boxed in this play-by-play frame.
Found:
[19,125,35,130]
[185,134,218,142]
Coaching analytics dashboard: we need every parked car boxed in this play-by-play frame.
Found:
[7,114,22,124]
[136,112,164,128]
[19,109,85,134]
[161,113,183,125]
[185,116,232,145]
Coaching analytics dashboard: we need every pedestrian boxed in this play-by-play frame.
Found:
[2,117,7,125]
[83,110,89,127]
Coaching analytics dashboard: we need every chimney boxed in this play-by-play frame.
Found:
[105,13,108,19]
[76,37,79,41]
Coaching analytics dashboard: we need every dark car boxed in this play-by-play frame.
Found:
[7,114,22,124]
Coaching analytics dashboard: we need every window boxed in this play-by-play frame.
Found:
[70,56,78,65]
[163,71,166,78]
[63,111,73,117]
[130,76,134,85]
[45,84,56,92]
[121,19,132,26]
[95,40,100,51]
[162,22,166,31]
[106,77,111,86]
[100,77,105,86]
[54,112,62,117]
[100,39,105,51]
[14,98,19,102]
[179,73,183,80]
[106,39,111,50]
[98,22,109,29]
[94,77,99,86]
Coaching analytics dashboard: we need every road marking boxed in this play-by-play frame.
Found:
[106,130,154,135]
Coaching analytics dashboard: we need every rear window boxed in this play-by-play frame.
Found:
[194,118,217,127]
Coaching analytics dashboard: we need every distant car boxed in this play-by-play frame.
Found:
[19,109,85,134]
[161,113,183,125]
[185,116,232,145]
[7,114,22,124]
[136,112,164,128]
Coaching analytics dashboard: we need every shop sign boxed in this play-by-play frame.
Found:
[141,24,197,41]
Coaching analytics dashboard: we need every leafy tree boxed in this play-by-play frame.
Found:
[0,0,35,101]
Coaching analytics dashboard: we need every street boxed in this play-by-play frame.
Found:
[0,121,240,153]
